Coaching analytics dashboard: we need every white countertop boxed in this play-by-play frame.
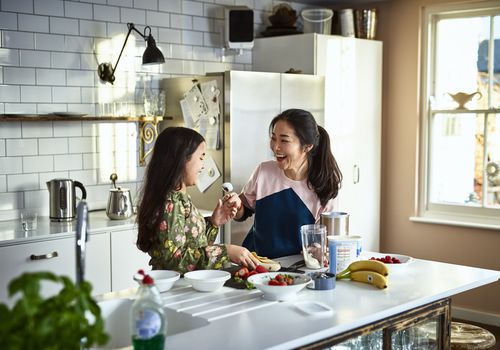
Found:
[96,254,500,350]
[0,211,137,247]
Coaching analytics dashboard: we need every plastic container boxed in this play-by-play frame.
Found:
[328,235,360,274]
[130,272,166,350]
[301,9,333,35]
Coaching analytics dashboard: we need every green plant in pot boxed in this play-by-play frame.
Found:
[0,271,109,350]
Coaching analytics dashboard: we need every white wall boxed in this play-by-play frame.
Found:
[0,0,309,220]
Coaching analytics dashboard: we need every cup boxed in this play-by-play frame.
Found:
[300,224,327,269]
[320,211,349,236]
[21,210,38,231]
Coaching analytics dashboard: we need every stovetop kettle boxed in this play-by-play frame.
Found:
[46,178,87,222]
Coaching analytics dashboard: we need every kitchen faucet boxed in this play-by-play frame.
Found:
[75,200,89,287]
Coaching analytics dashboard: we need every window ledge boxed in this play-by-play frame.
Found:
[409,216,500,231]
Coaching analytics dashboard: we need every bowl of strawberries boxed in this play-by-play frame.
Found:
[247,272,312,301]
[364,253,414,272]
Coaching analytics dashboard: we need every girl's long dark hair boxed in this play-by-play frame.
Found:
[137,127,204,252]
[270,109,342,206]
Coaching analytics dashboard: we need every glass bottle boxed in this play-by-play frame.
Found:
[130,270,166,350]
[143,77,155,117]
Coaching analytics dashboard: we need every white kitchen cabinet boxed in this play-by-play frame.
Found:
[110,228,150,291]
[0,232,110,306]
[253,34,382,251]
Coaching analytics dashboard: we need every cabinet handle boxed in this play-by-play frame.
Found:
[30,251,59,260]
[353,165,360,184]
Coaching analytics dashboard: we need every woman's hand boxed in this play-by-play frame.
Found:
[226,245,260,269]
[211,193,241,226]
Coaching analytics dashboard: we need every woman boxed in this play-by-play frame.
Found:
[233,109,342,259]
[137,127,259,273]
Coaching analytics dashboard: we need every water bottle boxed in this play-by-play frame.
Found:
[130,270,166,350]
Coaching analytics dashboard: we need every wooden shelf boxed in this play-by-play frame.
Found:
[0,114,171,122]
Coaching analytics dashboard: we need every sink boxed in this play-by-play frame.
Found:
[91,298,209,350]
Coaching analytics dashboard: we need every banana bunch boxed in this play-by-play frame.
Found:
[336,260,389,289]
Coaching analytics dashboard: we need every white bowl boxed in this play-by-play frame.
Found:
[361,253,414,272]
[148,270,180,292]
[247,272,312,301]
[184,270,231,292]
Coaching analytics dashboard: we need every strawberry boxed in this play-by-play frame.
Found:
[255,265,268,273]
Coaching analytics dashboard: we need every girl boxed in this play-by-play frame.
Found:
[137,127,259,273]
[234,109,343,259]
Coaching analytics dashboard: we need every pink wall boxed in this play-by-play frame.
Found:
[377,0,500,316]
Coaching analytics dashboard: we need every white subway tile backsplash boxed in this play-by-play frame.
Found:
[67,70,95,86]
[51,52,80,69]
[182,1,203,16]
[203,31,220,47]
[93,4,120,22]
[120,7,146,25]
[107,0,132,7]
[0,140,5,156]
[22,155,54,173]
[182,59,204,75]
[69,136,96,153]
[81,87,96,103]
[24,190,49,214]
[159,0,181,13]
[133,0,156,11]
[159,28,181,44]
[52,86,81,103]
[22,121,54,138]
[2,30,34,49]
[35,0,64,17]
[0,192,23,210]
[54,154,82,170]
[182,30,203,45]
[0,48,19,66]
[6,138,37,156]
[18,14,49,33]
[20,50,51,67]
[50,17,79,35]
[79,20,107,38]
[146,11,169,27]
[0,175,6,192]
[1,0,33,14]
[69,169,97,186]
[0,11,18,30]
[38,171,68,189]
[53,120,82,137]
[39,137,68,154]
[21,86,52,103]
[0,157,22,174]
[194,17,213,32]
[65,1,93,19]
[36,68,66,85]
[37,103,67,113]
[171,14,192,30]
[171,44,193,60]
[203,4,225,19]
[5,103,37,114]
[65,36,93,53]
[35,33,65,51]
[3,67,36,85]
[0,85,20,102]
[83,152,97,169]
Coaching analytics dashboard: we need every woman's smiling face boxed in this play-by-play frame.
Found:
[270,120,311,179]
[182,141,206,189]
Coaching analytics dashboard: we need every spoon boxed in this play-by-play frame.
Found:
[110,173,118,189]
[222,182,233,193]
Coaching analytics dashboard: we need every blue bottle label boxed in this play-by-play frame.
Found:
[134,309,162,339]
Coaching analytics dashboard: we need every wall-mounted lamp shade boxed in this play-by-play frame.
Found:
[98,23,165,84]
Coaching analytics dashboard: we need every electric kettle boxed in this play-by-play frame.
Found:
[46,179,87,222]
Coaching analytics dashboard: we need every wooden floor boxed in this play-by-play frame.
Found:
[453,318,499,350]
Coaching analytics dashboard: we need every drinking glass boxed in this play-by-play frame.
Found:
[21,210,38,231]
[300,224,327,269]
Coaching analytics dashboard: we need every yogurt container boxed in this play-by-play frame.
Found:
[328,235,362,274]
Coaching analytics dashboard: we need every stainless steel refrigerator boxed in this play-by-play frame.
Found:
[161,70,325,245]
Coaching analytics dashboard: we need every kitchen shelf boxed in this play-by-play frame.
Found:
[0,114,171,122]
[0,114,170,166]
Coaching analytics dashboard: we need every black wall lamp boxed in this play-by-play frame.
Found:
[97,23,165,84]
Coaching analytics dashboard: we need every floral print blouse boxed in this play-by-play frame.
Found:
[148,191,229,274]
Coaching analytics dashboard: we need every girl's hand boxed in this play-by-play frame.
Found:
[226,245,260,269]
[211,193,241,226]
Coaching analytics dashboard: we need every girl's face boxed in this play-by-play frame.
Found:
[182,141,206,189]
[270,120,311,178]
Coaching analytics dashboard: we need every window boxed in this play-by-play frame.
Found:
[416,1,500,229]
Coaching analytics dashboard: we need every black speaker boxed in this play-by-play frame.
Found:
[225,7,254,49]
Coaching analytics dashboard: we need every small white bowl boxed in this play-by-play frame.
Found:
[247,272,312,301]
[184,270,231,292]
[148,270,180,292]
[361,253,414,272]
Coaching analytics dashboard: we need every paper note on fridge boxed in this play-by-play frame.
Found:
[197,155,220,193]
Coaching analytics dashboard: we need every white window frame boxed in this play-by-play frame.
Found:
[413,0,500,230]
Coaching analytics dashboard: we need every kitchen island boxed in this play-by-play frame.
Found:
[95,255,500,350]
